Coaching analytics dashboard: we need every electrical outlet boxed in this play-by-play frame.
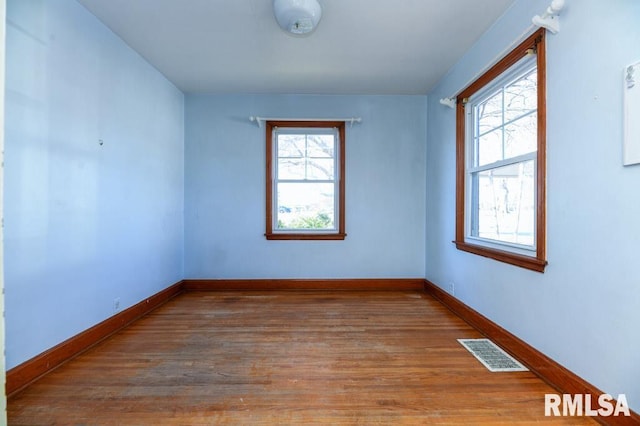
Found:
[448,282,455,296]
[113,297,121,312]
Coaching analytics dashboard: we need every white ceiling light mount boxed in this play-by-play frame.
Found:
[273,0,322,36]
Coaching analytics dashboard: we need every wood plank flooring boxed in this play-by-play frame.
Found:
[8,291,594,425]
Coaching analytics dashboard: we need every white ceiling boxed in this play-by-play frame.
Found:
[76,0,516,95]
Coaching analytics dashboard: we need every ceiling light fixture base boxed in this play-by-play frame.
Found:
[273,0,322,36]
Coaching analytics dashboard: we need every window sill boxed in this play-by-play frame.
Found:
[453,240,547,273]
[266,233,347,241]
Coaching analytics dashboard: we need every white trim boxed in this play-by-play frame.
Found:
[468,153,536,174]
[475,109,536,139]
[466,236,536,256]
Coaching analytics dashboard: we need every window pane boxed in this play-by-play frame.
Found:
[504,113,537,159]
[474,68,537,167]
[471,160,535,246]
[307,135,334,158]
[477,128,503,166]
[307,158,334,180]
[276,183,335,230]
[477,90,503,135]
[278,135,305,157]
[504,70,537,122]
[278,159,305,180]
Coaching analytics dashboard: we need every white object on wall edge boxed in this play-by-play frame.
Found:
[439,98,456,109]
[623,61,640,166]
[531,0,565,34]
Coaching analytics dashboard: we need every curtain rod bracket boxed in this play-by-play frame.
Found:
[439,98,456,109]
[532,0,564,34]
[249,116,263,128]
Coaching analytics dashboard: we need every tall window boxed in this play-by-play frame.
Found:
[455,29,547,272]
[265,121,346,240]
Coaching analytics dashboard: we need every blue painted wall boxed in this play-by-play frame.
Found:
[4,0,184,369]
[185,94,426,279]
[426,0,640,411]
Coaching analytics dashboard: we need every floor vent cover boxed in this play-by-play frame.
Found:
[458,338,529,372]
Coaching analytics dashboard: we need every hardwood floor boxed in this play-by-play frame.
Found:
[8,291,594,424]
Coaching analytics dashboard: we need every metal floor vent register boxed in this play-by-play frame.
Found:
[458,338,529,372]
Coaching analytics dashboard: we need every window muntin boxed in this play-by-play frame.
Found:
[455,29,546,272]
[266,121,346,240]
[473,66,538,167]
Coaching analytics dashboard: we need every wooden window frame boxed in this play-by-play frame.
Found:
[265,120,346,240]
[454,29,547,273]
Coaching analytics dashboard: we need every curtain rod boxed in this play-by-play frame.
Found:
[249,116,362,128]
[439,0,564,109]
